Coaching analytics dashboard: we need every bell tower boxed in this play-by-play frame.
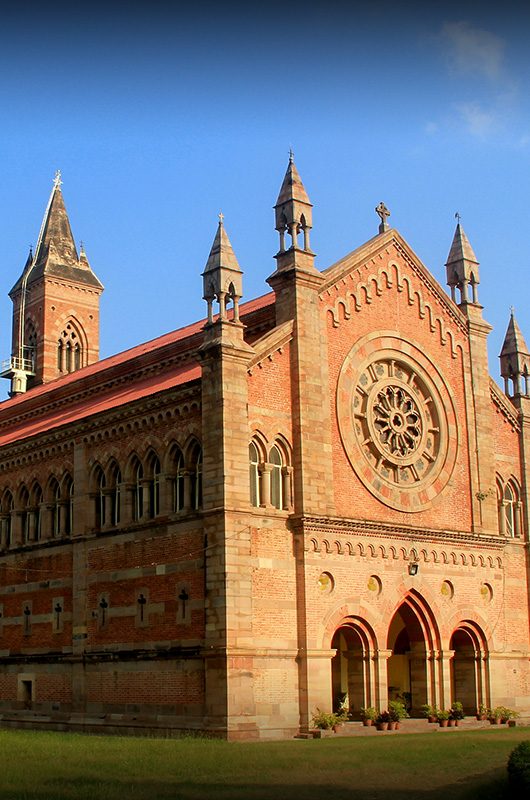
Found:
[2,172,103,395]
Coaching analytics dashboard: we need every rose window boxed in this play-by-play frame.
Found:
[372,386,422,458]
[337,334,458,512]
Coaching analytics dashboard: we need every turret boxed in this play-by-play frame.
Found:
[445,220,480,306]
[274,152,314,263]
[500,310,530,397]
[202,214,243,325]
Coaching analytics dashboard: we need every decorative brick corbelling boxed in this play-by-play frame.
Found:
[294,514,507,551]
[323,258,464,359]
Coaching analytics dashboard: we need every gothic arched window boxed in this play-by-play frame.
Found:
[109,463,121,526]
[133,460,144,521]
[170,445,185,513]
[1,491,14,549]
[249,442,260,507]
[189,444,202,511]
[269,445,283,510]
[19,487,30,543]
[147,453,161,519]
[58,321,84,374]
[94,466,106,530]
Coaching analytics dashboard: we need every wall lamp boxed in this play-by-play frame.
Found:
[408,562,419,576]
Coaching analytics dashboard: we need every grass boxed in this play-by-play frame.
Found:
[0,726,528,799]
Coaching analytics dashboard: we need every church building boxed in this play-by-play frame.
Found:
[0,160,528,739]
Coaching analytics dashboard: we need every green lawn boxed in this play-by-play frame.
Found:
[0,726,528,799]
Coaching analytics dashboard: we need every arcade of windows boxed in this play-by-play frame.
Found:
[249,439,293,511]
[0,442,203,549]
[92,442,202,529]
[496,476,523,538]
[0,474,73,550]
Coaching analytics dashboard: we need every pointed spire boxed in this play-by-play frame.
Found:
[500,310,530,397]
[445,220,480,305]
[33,176,79,268]
[274,153,313,256]
[203,213,242,275]
[202,215,243,324]
[500,309,530,358]
[10,173,103,296]
[275,153,312,208]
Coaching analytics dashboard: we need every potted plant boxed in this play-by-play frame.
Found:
[476,703,489,721]
[375,710,390,731]
[421,703,438,723]
[388,700,409,730]
[436,709,450,727]
[360,707,377,727]
[500,707,519,726]
[489,706,504,725]
[311,709,338,732]
[449,701,465,727]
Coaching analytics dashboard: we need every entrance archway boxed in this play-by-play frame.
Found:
[330,618,377,719]
[386,592,441,716]
[450,622,489,714]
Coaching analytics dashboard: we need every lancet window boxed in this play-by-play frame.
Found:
[57,322,83,374]
[497,477,522,537]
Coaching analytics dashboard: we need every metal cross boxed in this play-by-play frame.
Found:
[178,588,189,617]
[53,170,62,189]
[218,211,224,224]
[375,202,390,233]
[289,148,294,163]
[137,593,147,622]
[99,597,108,626]
[455,212,461,223]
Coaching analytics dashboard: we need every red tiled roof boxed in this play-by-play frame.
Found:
[0,291,275,444]
[0,362,201,447]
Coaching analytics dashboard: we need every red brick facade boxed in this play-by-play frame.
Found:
[0,164,528,739]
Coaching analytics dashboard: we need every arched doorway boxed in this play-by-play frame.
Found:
[450,622,489,714]
[330,619,377,719]
[386,592,441,716]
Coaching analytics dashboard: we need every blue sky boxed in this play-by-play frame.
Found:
[0,1,529,396]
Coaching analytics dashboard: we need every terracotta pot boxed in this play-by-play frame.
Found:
[490,718,501,725]
[448,719,456,727]
[362,718,373,727]
[439,719,449,727]
[508,720,516,728]
[376,722,389,731]
[476,714,487,721]
[388,721,397,731]
[428,715,437,724]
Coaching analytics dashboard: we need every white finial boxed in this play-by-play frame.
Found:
[218,211,224,225]
[53,170,62,189]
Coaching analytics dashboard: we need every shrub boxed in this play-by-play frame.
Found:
[436,709,450,721]
[312,709,339,730]
[450,701,465,721]
[360,706,377,721]
[388,700,409,722]
[507,741,530,792]
[376,711,390,724]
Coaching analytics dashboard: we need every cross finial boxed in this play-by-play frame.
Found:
[455,211,461,224]
[53,169,62,189]
[510,305,515,316]
[289,148,294,164]
[375,201,390,233]
[218,211,224,225]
